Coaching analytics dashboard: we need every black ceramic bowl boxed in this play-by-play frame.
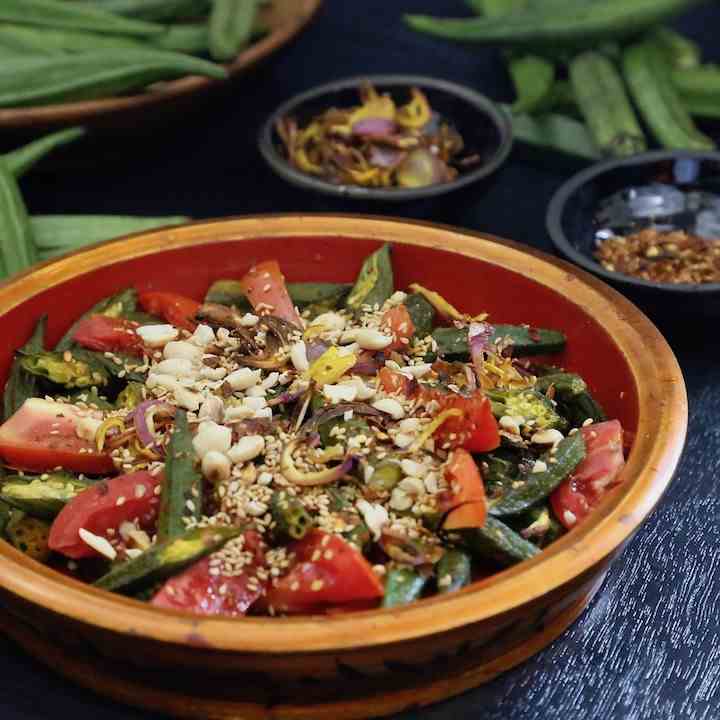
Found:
[258,74,513,202]
[547,151,720,324]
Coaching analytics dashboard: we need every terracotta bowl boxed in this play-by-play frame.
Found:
[0,216,687,720]
[0,0,322,131]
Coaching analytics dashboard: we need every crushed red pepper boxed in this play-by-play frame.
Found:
[276,82,479,189]
[594,228,720,284]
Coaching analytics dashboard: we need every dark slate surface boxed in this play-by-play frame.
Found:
[4,2,720,719]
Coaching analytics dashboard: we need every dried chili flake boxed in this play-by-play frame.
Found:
[594,228,720,284]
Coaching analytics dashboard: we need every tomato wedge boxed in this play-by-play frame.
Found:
[72,315,145,356]
[238,260,301,326]
[551,420,626,529]
[152,531,267,616]
[0,398,115,474]
[381,304,415,352]
[265,531,384,614]
[378,366,415,396]
[49,470,162,559]
[429,390,500,454]
[138,291,201,332]
[438,448,488,529]
[379,367,499,454]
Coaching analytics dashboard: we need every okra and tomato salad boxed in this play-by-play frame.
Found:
[0,244,627,616]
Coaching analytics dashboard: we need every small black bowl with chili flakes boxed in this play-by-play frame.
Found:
[547,150,720,324]
[259,75,513,202]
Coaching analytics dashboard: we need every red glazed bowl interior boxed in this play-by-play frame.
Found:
[0,216,686,654]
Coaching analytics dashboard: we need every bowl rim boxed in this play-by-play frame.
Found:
[0,214,687,654]
[257,74,514,201]
[0,0,323,130]
[547,149,720,293]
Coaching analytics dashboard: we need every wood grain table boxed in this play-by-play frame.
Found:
[3,1,719,718]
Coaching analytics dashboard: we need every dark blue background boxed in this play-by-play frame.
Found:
[5,2,720,719]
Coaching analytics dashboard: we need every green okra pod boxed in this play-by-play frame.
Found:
[569,51,646,157]
[0,0,165,36]
[405,0,705,46]
[20,351,110,389]
[209,0,260,62]
[404,292,436,338]
[31,214,189,256]
[511,111,601,160]
[95,525,242,593]
[271,490,314,541]
[534,372,587,398]
[0,50,227,108]
[81,0,211,21]
[382,566,427,608]
[0,474,93,520]
[345,243,394,313]
[157,409,203,542]
[436,549,472,594]
[4,128,86,180]
[510,54,555,114]
[650,27,701,70]
[458,515,540,567]
[432,323,566,359]
[488,432,586,517]
[623,42,714,151]
[3,315,46,421]
[0,159,36,277]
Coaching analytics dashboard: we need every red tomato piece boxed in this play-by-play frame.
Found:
[49,470,162,559]
[265,531,384,614]
[429,390,500,454]
[381,304,415,352]
[138,291,201,332]
[443,501,488,530]
[378,366,415,396]
[0,398,115,474]
[551,420,626,530]
[72,315,145,356]
[152,531,267,616]
[378,369,499,455]
[238,260,301,326]
[438,448,488,526]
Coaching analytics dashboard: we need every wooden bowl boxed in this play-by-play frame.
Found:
[0,216,687,719]
[0,0,322,131]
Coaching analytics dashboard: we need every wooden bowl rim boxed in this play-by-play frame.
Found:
[0,214,688,654]
[0,0,323,129]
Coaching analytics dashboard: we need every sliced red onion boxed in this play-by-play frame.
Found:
[350,352,380,376]
[468,322,493,378]
[132,399,175,452]
[368,146,406,169]
[299,402,382,436]
[352,117,397,137]
[306,340,329,363]
[268,388,307,407]
[512,360,536,378]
